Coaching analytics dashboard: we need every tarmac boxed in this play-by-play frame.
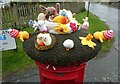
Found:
[2,2,119,83]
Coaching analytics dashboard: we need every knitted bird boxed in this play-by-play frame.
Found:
[63,39,74,51]
[35,33,56,50]
[79,33,96,49]
[53,15,69,24]
[36,33,52,46]
[93,30,113,43]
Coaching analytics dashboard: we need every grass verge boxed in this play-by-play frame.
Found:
[2,11,114,77]
[75,11,114,52]
[2,27,35,77]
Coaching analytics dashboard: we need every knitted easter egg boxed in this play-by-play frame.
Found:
[103,30,113,40]
[37,13,45,21]
[9,29,19,38]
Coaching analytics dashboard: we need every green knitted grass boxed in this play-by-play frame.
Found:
[23,29,102,66]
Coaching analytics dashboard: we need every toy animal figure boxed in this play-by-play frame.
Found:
[40,3,60,20]
[93,30,113,43]
[63,39,74,51]
[38,20,48,33]
[37,13,48,33]
[35,33,56,51]
[36,33,52,46]
[79,33,96,49]
[53,15,69,24]
[29,13,47,32]
[82,17,89,30]
[9,29,29,42]
[19,31,29,42]
[28,20,39,31]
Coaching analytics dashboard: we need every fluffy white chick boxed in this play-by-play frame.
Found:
[37,33,52,46]
[63,39,74,51]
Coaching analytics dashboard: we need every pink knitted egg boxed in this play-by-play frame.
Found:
[103,30,113,40]
[9,29,19,38]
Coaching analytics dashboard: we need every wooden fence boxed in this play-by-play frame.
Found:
[1,2,85,29]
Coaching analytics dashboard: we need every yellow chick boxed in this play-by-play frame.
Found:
[93,30,113,43]
[18,31,29,42]
[53,15,69,24]
[79,33,96,49]
[9,29,29,42]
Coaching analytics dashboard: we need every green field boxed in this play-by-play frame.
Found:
[2,11,114,77]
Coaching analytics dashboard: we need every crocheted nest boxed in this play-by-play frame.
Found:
[35,34,56,50]
[23,29,102,66]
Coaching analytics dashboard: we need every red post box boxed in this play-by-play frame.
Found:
[35,61,86,84]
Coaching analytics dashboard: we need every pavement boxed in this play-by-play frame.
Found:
[2,2,119,83]
[84,2,119,82]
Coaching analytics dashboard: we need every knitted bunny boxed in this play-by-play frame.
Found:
[82,17,89,30]
[40,3,60,21]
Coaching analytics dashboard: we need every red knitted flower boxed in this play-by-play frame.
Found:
[70,22,77,32]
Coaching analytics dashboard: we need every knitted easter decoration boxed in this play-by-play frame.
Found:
[37,13,45,21]
[9,29,19,38]
[103,30,113,40]
[93,30,113,43]
[28,20,34,27]
[82,17,89,30]
[63,39,74,51]
[23,3,103,67]
[35,33,56,50]
[38,20,48,33]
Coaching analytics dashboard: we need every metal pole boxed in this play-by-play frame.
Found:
[63,1,64,9]
[87,0,90,17]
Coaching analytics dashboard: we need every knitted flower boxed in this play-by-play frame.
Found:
[70,22,77,32]
[54,23,69,34]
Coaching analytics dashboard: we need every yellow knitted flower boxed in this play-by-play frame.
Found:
[79,33,96,49]
[54,23,69,34]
